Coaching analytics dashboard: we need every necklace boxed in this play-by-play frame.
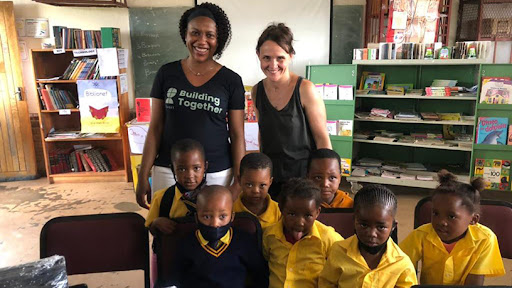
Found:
[186,60,215,77]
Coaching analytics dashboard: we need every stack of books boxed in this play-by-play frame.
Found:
[37,84,77,110]
[60,58,110,80]
[49,146,119,174]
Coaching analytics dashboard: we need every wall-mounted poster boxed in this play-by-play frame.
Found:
[77,80,119,133]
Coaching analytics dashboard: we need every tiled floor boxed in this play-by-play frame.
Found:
[0,179,510,287]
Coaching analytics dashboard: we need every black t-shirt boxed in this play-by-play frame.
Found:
[150,61,244,172]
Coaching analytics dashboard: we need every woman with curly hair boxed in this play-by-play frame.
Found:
[136,2,245,208]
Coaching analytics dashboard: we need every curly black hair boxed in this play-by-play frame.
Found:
[179,2,232,59]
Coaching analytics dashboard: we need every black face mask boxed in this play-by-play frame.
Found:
[197,220,231,243]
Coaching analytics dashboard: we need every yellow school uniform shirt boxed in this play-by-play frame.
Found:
[318,235,417,288]
[263,219,343,288]
[145,186,191,227]
[233,193,281,229]
[399,223,505,285]
[321,190,354,208]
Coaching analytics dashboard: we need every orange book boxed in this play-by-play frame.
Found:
[362,49,368,60]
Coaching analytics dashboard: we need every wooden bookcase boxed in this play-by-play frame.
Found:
[308,60,512,191]
[31,49,130,183]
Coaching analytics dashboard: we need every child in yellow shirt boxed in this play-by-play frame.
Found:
[263,178,343,288]
[400,170,505,285]
[145,138,207,235]
[318,184,417,288]
[234,153,281,229]
[307,148,353,208]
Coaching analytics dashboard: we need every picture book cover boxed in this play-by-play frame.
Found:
[77,79,119,133]
[474,159,510,191]
[326,121,338,136]
[476,117,509,145]
[338,120,353,137]
[340,158,351,176]
[509,125,512,145]
[135,98,151,123]
[480,79,512,104]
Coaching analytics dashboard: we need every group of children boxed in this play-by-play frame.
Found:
[144,138,506,288]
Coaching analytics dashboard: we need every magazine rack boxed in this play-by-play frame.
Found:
[31,49,130,183]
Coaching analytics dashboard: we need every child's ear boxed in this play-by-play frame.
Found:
[392,220,398,230]
[204,161,209,170]
[470,213,480,225]
[269,176,273,186]
[231,212,235,223]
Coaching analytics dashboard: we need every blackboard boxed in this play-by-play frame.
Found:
[331,5,364,64]
[129,7,191,98]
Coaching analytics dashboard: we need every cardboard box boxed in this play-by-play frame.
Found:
[126,119,149,154]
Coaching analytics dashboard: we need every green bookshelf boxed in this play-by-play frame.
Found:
[470,64,512,191]
[307,62,512,190]
[306,64,357,165]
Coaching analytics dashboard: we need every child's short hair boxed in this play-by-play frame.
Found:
[307,148,341,173]
[197,185,233,209]
[240,153,273,177]
[434,169,485,214]
[354,184,398,217]
[278,178,322,209]
[170,138,205,164]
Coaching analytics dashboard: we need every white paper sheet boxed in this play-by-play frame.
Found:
[244,122,259,151]
[97,48,119,77]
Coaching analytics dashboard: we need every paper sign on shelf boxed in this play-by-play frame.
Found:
[119,73,128,94]
[97,48,120,77]
[15,19,25,37]
[117,49,128,69]
[59,109,71,115]
[73,49,97,57]
[53,48,65,54]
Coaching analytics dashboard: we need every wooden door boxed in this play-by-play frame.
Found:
[0,1,37,180]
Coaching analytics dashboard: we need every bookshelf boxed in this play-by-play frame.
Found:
[31,49,130,183]
[470,64,512,189]
[308,61,491,190]
[306,64,357,164]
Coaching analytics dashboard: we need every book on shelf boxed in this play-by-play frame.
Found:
[479,77,512,104]
[49,146,119,174]
[475,117,509,145]
[38,84,77,110]
[420,112,440,121]
[341,158,351,176]
[509,125,512,145]
[326,120,337,136]
[338,120,353,136]
[338,85,353,100]
[101,27,121,48]
[474,159,511,191]
[136,98,152,123]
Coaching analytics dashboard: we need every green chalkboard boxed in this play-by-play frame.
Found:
[331,5,364,64]
[129,7,191,98]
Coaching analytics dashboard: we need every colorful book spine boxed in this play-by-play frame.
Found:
[475,117,509,145]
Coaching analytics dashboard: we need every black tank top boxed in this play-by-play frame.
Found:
[255,77,316,182]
